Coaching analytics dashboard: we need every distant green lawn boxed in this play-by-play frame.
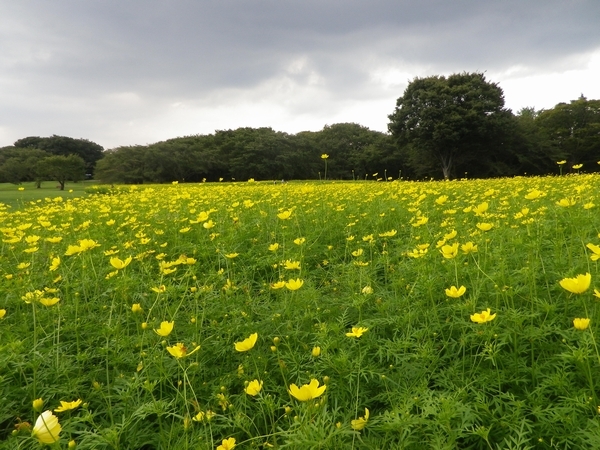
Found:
[0,180,98,209]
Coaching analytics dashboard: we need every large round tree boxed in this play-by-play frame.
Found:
[388,72,515,179]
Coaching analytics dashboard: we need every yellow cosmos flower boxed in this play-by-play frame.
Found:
[473,202,488,215]
[573,318,590,330]
[49,256,61,271]
[445,285,466,298]
[277,210,292,220]
[192,410,216,422]
[440,243,459,259]
[17,262,31,270]
[461,242,478,254]
[131,303,143,313]
[234,332,258,352]
[351,249,364,257]
[166,343,201,358]
[557,160,566,165]
[346,326,368,338]
[54,399,82,412]
[285,278,304,290]
[572,163,583,169]
[293,237,306,245]
[217,437,236,450]
[203,220,215,229]
[470,308,497,324]
[283,260,301,270]
[268,243,279,251]
[594,289,600,299]
[225,253,239,259]
[586,243,600,261]
[39,297,60,307]
[271,281,286,290]
[311,346,321,357]
[378,229,397,237]
[151,285,166,293]
[524,189,544,200]
[559,273,591,294]
[0,309,6,319]
[444,229,457,240]
[32,410,61,444]
[556,198,576,207]
[476,223,493,231]
[412,216,428,227]
[288,379,327,401]
[351,408,370,431]
[154,321,174,337]
[245,379,263,396]
[321,153,329,159]
[110,256,132,270]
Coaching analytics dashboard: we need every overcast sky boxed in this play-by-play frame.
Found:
[1,0,599,149]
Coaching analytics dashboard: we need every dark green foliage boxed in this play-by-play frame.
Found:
[388,72,515,179]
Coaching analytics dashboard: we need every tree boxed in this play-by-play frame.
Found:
[14,135,104,175]
[0,147,49,185]
[36,155,86,190]
[536,96,600,170]
[388,72,514,179]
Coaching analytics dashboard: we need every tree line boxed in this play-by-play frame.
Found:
[1,73,599,184]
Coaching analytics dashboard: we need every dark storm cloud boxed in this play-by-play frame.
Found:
[1,0,599,146]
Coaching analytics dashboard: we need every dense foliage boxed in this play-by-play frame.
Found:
[2,176,600,449]
[1,74,599,184]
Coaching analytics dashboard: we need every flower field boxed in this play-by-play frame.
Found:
[2,175,600,449]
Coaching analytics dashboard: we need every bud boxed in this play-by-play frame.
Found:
[141,322,148,330]
[32,398,44,412]
[273,337,280,345]
[311,346,321,357]
[68,440,77,449]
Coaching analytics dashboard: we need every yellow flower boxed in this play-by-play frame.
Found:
[270,281,286,290]
[49,256,61,271]
[321,154,329,159]
[166,343,201,358]
[217,437,236,450]
[32,410,61,444]
[461,242,478,254]
[131,303,143,313]
[524,189,544,200]
[293,237,306,245]
[476,223,493,231]
[351,408,370,431]
[444,229,457,240]
[351,248,364,257]
[595,289,600,299]
[572,163,583,169]
[234,332,258,352]
[346,326,368,338]
[0,309,6,319]
[268,243,279,251]
[440,243,459,259]
[245,379,263,396]
[39,297,60,307]
[557,160,566,165]
[225,253,239,259]
[311,346,321,357]
[33,398,44,412]
[445,285,466,298]
[283,260,301,270]
[361,286,373,295]
[556,198,576,207]
[586,243,600,261]
[54,399,82,412]
[203,220,215,229]
[151,285,166,293]
[193,410,215,422]
[285,278,304,291]
[277,210,292,220]
[110,256,132,270]
[288,379,327,401]
[473,202,488,215]
[470,308,497,324]
[154,321,174,337]
[378,229,397,237]
[559,273,591,294]
[69,439,76,448]
[573,318,590,330]
[412,216,428,227]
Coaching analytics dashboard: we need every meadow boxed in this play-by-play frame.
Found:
[1,175,600,449]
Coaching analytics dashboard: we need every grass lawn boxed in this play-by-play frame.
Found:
[0,181,97,209]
